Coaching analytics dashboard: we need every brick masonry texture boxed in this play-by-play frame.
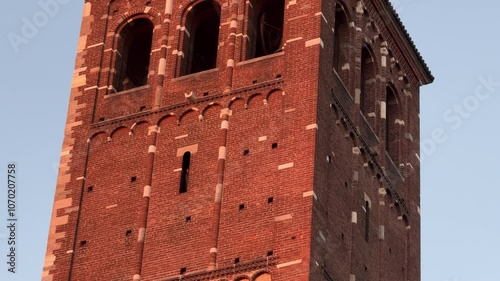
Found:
[42,0,432,281]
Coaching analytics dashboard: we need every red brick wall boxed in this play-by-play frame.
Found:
[43,0,430,280]
[310,0,427,281]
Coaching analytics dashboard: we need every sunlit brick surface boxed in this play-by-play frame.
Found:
[43,0,432,280]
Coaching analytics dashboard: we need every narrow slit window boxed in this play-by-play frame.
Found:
[179,152,191,193]
[180,1,221,76]
[113,18,153,92]
[246,0,285,60]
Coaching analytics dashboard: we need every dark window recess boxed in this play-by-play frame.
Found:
[243,149,250,155]
[267,250,273,256]
[360,47,376,115]
[139,105,146,111]
[181,1,221,75]
[234,257,240,264]
[180,268,187,275]
[246,0,285,59]
[386,85,399,163]
[98,117,105,122]
[333,5,349,73]
[130,176,137,182]
[271,143,278,149]
[239,204,245,210]
[79,240,87,247]
[113,18,153,92]
[185,216,191,222]
[179,152,191,193]
[125,230,132,236]
[267,197,274,203]
[364,201,370,242]
[87,186,93,192]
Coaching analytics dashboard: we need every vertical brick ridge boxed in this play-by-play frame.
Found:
[348,8,364,276]
[223,0,239,93]
[42,3,93,281]
[208,110,230,269]
[405,227,411,281]
[153,0,174,110]
[377,188,386,281]
[132,125,159,281]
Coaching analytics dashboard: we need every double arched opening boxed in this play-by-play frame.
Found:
[111,0,287,81]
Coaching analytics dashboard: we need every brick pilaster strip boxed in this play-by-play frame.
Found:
[153,0,173,110]
[223,0,239,93]
[208,111,230,269]
[132,126,159,281]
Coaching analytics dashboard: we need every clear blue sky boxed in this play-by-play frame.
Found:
[0,0,498,280]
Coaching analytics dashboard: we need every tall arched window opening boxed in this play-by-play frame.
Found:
[179,152,191,193]
[386,86,400,163]
[113,18,153,92]
[181,1,221,76]
[360,47,376,117]
[333,5,349,75]
[246,0,285,60]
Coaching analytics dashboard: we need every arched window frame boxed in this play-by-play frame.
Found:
[243,0,285,60]
[333,2,351,80]
[111,16,154,93]
[385,84,401,164]
[178,0,222,76]
[360,45,378,120]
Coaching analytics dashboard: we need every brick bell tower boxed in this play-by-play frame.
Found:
[42,0,432,280]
